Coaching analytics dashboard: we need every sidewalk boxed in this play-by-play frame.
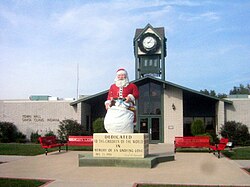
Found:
[233,160,250,168]
[0,144,249,187]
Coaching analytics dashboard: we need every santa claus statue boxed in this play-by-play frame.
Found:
[104,68,139,133]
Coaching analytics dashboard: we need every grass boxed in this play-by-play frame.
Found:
[222,147,250,160]
[137,185,238,187]
[176,147,250,160]
[0,143,46,156]
[0,143,92,156]
[243,168,250,174]
[176,148,210,153]
[0,178,47,187]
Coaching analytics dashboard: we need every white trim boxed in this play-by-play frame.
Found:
[105,100,111,106]
[116,70,127,75]
[127,94,135,103]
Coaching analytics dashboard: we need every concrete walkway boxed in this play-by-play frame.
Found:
[0,144,249,187]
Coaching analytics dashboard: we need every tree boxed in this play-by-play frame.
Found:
[0,121,17,142]
[45,130,55,137]
[191,119,205,136]
[200,89,222,97]
[93,118,106,133]
[0,121,26,143]
[200,83,250,98]
[30,131,41,143]
[220,121,250,146]
[200,89,210,95]
[57,119,84,141]
[229,84,250,95]
[217,93,227,99]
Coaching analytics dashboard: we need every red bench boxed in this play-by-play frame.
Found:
[210,138,229,158]
[66,136,93,151]
[38,136,65,155]
[174,136,211,153]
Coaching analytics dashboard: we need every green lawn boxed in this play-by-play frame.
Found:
[222,147,250,160]
[0,178,47,187]
[0,143,92,156]
[137,185,237,187]
[0,143,46,156]
[176,147,250,160]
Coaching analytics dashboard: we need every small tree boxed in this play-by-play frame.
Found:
[220,121,250,146]
[191,119,205,136]
[0,121,17,142]
[0,121,26,143]
[45,130,55,137]
[57,119,84,141]
[30,131,41,143]
[229,84,250,95]
[93,118,106,133]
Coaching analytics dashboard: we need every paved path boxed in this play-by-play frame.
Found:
[0,155,28,162]
[234,160,250,168]
[0,144,249,187]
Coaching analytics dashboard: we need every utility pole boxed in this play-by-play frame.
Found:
[76,63,79,100]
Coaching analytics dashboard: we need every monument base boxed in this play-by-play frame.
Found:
[78,153,175,168]
[93,133,149,158]
[79,133,175,168]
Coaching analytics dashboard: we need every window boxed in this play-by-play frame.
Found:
[183,117,215,136]
[86,115,90,132]
[138,82,162,115]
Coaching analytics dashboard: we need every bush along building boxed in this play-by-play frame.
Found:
[0,24,249,143]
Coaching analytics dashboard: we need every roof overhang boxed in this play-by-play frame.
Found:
[70,76,232,106]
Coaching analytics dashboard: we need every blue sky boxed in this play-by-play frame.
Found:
[0,0,250,99]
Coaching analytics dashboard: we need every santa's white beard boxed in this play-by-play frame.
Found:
[115,79,129,87]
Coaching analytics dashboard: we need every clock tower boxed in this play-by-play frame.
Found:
[134,24,167,80]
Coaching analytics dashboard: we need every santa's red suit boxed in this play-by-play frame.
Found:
[106,83,139,103]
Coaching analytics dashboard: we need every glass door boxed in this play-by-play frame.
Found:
[139,117,162,143]
[151,118,160,142]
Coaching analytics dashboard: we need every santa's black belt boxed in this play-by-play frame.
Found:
[113,98,126,101]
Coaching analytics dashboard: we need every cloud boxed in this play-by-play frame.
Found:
[179,11,220,22]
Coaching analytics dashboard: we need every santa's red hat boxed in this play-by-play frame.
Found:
[116,68,127,75]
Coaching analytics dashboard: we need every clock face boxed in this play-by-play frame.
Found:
[138,33,160,54]
[142,36,156,50]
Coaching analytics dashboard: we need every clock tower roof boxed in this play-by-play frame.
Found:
[134,23,165,41]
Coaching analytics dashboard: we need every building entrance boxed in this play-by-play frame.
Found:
[137,80,163,143]
[139,116,162,143]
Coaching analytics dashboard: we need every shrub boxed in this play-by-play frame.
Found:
[0,121,16,142]
[93,118,106,133]
[15,132,27,143]
[30,131,41,143]
[57,119,84,141]
[45,130,55,137]
[207,131,219,144]
[191,119,205,136]
[0,121,26,143]
[220,121,250,146]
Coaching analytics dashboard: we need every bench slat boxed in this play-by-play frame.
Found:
[174,136,210,152]
[66,136,93,150]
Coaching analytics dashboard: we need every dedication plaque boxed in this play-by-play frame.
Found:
[93,133,149,158]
